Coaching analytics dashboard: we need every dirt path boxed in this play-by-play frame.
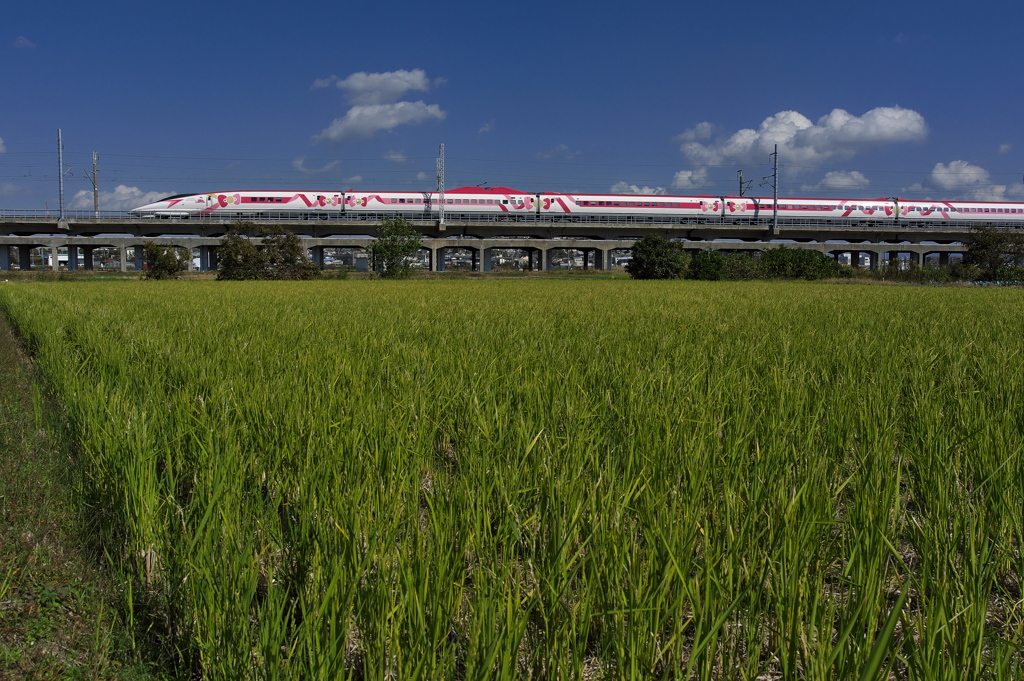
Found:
[0,310,154,680]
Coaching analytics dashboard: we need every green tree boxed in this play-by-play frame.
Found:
[217,221,320,281]
[759,246,848,280]
[686,250,727,280]
[143,242,190,280]
[964,226,1024,279]
[625,235,688,280]
[368,217,423,279]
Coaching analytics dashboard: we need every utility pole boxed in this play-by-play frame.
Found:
[57,129,66,221]
[82,152,99,217]
[737,170,752,197]
[761,144,779,236]
[436,143,445,231]
[772,144,778,236]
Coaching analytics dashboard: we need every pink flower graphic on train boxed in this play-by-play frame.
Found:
[543,198,552,209]
[217,193,241,207]
[700,200,720,212]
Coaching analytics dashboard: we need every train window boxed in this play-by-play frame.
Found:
[446,199,453,204]
[984,208,989,213]
[643,202,651,207]
[502,200,508,204]
[390,198,397,203]
[399,199,405,203]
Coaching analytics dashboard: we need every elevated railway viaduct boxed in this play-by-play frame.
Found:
[0,213,974,272]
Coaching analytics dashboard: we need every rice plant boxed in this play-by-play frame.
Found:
[0,279,1020,680]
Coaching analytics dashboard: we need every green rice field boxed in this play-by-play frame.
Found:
[0,279,1021,679]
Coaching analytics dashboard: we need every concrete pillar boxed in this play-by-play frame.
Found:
[67,245,78,271]
[355,254,368,272]
[482,248,492,272]
[471,247,480,272]
[867,252,878,270]
[433,247,445,272]
[82,247,94,271]
[592,249,607,270]
[543,248,552,271]
[310,245,325,268]
[119,244,128,272]
[939,252,950,266]
[199,245,211,272]
[0,246,10,271]
[19,247,32,271]
[51,245,60,271]
[134,245,144,272]
[209,247,219,271]
[908,251,922,266]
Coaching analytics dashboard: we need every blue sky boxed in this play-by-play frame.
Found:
[2,0,1022,211]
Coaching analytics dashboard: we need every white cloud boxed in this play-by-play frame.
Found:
[801,170,870,192]
[680,106,927,170]
[416,172,431,182]
[904,160,1024,201]
[928,160,988,191]
[671,168,709,189]
[998,143,1013,155]
[311,69,430,105]
[478,120,495,134]
[384,151,407,163]
[12,36,35,49]
[72,185,171,211]
[316,101,446,143]
[292,157,339,173]
[610,182,666,195]
[0,183,27,197]
[344,175,363,184]
[312,69,446,143]
[536,144,580,160]
[675,122,714,142]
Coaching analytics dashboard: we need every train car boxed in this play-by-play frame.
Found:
[131,191,342,217]
[343,186,537,218]
[539,192,722,219]
[897,199,1024,224]
[724,197,898,222]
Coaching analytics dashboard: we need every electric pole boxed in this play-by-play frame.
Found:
[83,152,99,217]
[57,129,66,221]
[772,144,778,236]
[436,143,445,231]
[737,170,752,197]
[761,144,779,236]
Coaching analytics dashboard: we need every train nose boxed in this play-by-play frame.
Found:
[131,200,165,214]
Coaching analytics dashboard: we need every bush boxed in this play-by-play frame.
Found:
[686,250,727,280]
[143,242,190,280]
[367,218,422,279]
[217,222,320,281]
[722,253,761,280]
[759,246,848,280]
[625,235,688,279]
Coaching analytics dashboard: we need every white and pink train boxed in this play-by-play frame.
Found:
[132,185,1024,225]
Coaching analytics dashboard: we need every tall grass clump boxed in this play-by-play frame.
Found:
[0,279,1020,679]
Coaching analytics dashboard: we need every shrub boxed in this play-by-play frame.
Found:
[625,235,688,280]
[217,222,320,281]
[760,246,848,280]
[143,242,190,280]
[367,218,423,279]
[686,250,727,280]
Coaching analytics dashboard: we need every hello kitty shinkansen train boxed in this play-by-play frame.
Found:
[131,185,1024,225]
